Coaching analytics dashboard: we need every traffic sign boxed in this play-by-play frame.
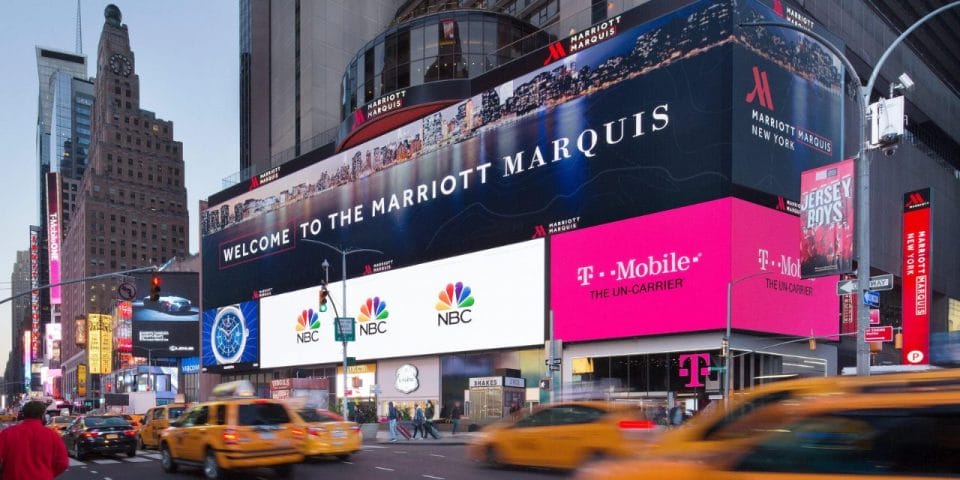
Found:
[836,274,895,295]
[863,291,880,308]
[869,308,880,325]
[335,317,356,342]
[118,282,137,301]
[864,325,893,342]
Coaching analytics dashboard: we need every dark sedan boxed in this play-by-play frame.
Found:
[62,416,138,460]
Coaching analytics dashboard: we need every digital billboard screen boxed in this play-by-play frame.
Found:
[131,272,200,357]
[202,300,260,372]
[202,0,840,311]
[551,198,838,342]
[259,240,544,368]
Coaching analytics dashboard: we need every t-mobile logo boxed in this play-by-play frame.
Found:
[576,266,595,286]
[678,353,711,387]
[745,66,774,110]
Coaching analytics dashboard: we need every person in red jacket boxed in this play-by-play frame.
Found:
[0,401,69,479]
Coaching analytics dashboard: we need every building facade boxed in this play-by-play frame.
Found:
[60,5,190,404]
[3,251,33,398]
[207,0,959,420]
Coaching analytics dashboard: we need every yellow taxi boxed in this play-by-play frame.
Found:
[467,401,658,470]
[577,389,960,480]
[296,408,362,460]
[159,381,304,479]
[650,367,960,458]
[48,415,75,435]
[139,403,187,449]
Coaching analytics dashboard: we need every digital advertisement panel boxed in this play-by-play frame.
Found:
[902,188,931,365]
[799,159,854,278]
[88,314,102,374]
[46,172,62,305]
[30,227,40,360]
[552,198,838,342]
[131,272,200,357]
[259,240,545,368]
[201,300,260,372]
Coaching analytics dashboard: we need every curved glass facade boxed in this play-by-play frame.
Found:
[341,10,551,119]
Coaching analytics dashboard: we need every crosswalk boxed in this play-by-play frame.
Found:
[68,450,163,467]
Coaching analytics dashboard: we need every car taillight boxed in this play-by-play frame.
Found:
[307,426,327,436]
[124,430,138,437]
[350,425,361,432]
[82,431,100,438]
[222,429,240,445]
[618,420,656,430]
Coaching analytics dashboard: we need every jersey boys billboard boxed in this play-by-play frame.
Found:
[202,0,841,309]
[259,240,544,368]
[551,198,838,341]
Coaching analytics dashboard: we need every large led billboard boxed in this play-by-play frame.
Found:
[259,240,544,368]
[202,0,840,310]
[202,301,260,372]
[551,198,838,342]
[131,273,200,357]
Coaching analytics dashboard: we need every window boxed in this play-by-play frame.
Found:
[237,403,290,426]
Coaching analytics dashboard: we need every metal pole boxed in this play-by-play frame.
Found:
[724,281,732,399]
[342,251,349,422]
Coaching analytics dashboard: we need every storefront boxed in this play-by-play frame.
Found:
[376,356,440,418]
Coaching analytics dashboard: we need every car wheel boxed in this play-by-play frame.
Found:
[137,435,144,450]
[485,445,502,468]
[126,445,137,458]
[74,441,87,461]
[274,464,295,478]
[336,454,351,461]
[160,443,178,473]
[204,449,226,480]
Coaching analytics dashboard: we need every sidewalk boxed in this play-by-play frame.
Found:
[371,428,478,445]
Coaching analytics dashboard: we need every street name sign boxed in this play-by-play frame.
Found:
[836,274,895,295]
[865,325,893,342]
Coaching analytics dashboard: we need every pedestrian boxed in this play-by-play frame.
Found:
[424,400,438,439]
[654,405,669,426]
[412,403,425,439]
[669,399,685,427]
[0,400,69,479]
[450,401,463,435]
[387,401,399,442]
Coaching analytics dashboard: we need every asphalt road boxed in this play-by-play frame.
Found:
[59,444,569,480]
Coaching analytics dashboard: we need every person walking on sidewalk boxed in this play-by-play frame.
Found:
[424,400,439,439]
[412,403,425,439]
[450,401,463,435]
[0,400,69,480]
[387,401,399,442]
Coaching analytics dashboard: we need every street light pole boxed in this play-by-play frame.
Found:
[724,271,777,400]
[302,239,383,423]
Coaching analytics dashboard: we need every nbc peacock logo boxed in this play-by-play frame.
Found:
[357,297,389,336]
[436,282,474,326]
[295,309,322,344]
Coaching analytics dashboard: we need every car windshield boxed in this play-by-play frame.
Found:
[298,409,342,423]
[84,417,130,428]
[237,403,290,426]
[168,407,185,419]
[53,416,72,423]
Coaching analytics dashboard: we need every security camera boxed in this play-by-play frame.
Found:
[897,73,914,91]
[881,144,898,157]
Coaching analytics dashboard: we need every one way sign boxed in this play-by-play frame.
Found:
[836,274,895,295]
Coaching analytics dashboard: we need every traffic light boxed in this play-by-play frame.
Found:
[318,285,329,312]
[149,274,161,301]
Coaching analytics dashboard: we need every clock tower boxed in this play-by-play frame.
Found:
[60,4,191,388]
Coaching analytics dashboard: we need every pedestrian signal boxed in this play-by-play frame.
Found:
[149,275,161,301]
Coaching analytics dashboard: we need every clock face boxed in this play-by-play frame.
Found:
[109,53,132,77]
[211,305,247,365]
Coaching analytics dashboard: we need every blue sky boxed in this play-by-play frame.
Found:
[0,1,239,373]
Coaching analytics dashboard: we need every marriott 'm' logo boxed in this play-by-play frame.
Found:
[353,108,366,127]
[746,66,774,111]
[543,42,567,66]
[905,191,928,209]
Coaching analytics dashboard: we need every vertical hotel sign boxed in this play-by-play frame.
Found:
[100,314,113,374]
[799,159,854,278]
[77,363,87,397]
[46,172,62,305]
[902,188,931,365]
[88,314,101,374]
[30,227,40,360]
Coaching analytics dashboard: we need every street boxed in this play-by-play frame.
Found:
[59,444,567,480]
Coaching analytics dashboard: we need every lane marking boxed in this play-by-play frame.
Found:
[423,475,446,479]
[90,470,98,474]
[342,461,354,464]
[375,466,395,471]
[429,453,445,458]
[123,457,151,463]
[68,459,85,467]
[91,459,121,464]
[362,445,388,449]
[141,454,163,460]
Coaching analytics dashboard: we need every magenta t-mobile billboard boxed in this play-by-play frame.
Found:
[551,198,838,342]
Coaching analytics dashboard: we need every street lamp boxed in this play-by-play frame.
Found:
[302,238,384,422]
[724,271,777,400]
[742,0,960,376]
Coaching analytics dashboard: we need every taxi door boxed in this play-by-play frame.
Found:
[544,405,610,469]
[177,406,211,462]
[232,401,300,453]
[502,408,556,466]
[141,408,157,447]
